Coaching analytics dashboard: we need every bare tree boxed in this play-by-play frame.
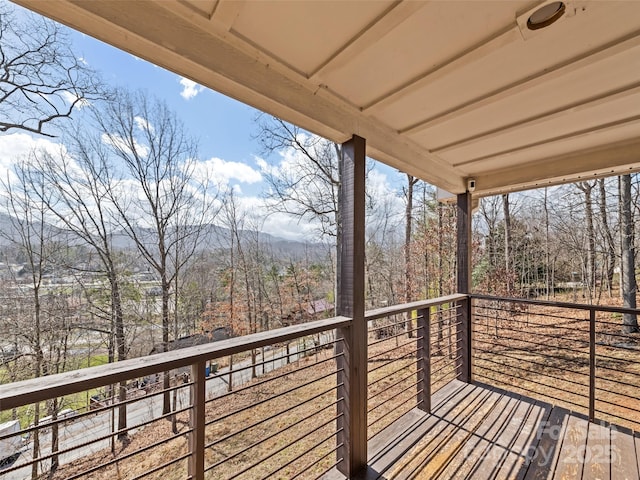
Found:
[220,189,261,376]
[255,116,341,239]
[403,174,418,336]
[619,174,638,333]
[97,90,216,415]
[1,159,60,478]
[0,3,102,136]
[502,194,513,294]
[543,187,552,299]
[576,182,596,302]
[30,130,130,441]
[597,178,616,297]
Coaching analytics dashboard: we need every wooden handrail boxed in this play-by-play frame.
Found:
[365,294,468,321]
[0,316,351,411]
[471,293,640,315]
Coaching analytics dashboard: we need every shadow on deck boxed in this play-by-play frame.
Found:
[327,380,640,480]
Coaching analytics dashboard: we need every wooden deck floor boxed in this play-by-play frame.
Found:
[327,380,640,480]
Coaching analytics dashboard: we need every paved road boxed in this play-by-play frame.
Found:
[0,333,334,480]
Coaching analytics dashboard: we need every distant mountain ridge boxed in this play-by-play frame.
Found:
[0,212,330,261]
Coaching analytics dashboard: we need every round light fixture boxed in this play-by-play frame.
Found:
[527,2,566,30]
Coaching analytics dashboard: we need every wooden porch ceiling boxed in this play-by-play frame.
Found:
[14,0,640,197]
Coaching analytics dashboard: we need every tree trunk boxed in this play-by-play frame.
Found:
[544,188,551,299]
[404,175,417,337]
[31,287,43,480]
[49,398,59,477]
[112,276,128,440]
[172,271,180,434]
[619,175,638,333]
[502,194,512,294]
[598,179,616,297]
[578,182,596,302]
[162,276,171,415]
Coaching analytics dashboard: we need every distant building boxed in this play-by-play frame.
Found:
[306,299,334,318]
[282,299,334,326]
[148,327,232,355]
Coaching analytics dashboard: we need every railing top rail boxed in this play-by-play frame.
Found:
[364,293,468,321]
[471,293,640,316]
[0,316,351,411]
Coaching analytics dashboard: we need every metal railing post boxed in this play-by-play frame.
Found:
[456,296,472,383]
[589,308,596,423]
[467,296,473,383]
[189,361,206,480]
[417,308,431,413]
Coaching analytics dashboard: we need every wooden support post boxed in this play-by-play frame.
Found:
[189,361,206,480]
[417,308,431,413]
[456,192,472,383]
[336,135,367,477]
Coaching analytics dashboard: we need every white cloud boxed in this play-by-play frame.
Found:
[134,116,154,133]
[61,91,91,109]
[0,133,66,182]
[179,77,204,100]
[255,156,268,172]
[363,169,405,243]
[192,156,262,186]
[233,195,322,241]
[0,133,77,223]
[368,169,398,200]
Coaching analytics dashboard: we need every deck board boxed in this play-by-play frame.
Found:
[610,426,638,480]
[521,405,570,480]
[582,421,610,480]
[366,380,470,479]
[438,391,521,479]
[461,394,533,480]
[495,400,549,480]
[548,412,587,479]
[323,380,639,480]
[389,384,498,479]
[412,386,504,479]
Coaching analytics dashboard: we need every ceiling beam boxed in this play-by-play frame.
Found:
[432,82,640,154]
[454,114,640,168]
[171,0,217,21]
[363,23,521,113]
[309,0,425,80]
[211,0,245,30]
[399,29,640,135]
[473,138,640,196]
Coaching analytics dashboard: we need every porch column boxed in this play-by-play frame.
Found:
[336,135,367,476]
[456,191,472,382]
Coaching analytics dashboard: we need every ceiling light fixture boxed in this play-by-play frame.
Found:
[527,2,566,30]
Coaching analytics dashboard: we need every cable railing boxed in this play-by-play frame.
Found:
[0,316,349,480]
[3,292,635,480]
[472,295,640,432]
[202,336,344,479]
[364,294,469,440]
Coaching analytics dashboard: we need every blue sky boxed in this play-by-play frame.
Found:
[72,29,268,195]
[0,2,406,241]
